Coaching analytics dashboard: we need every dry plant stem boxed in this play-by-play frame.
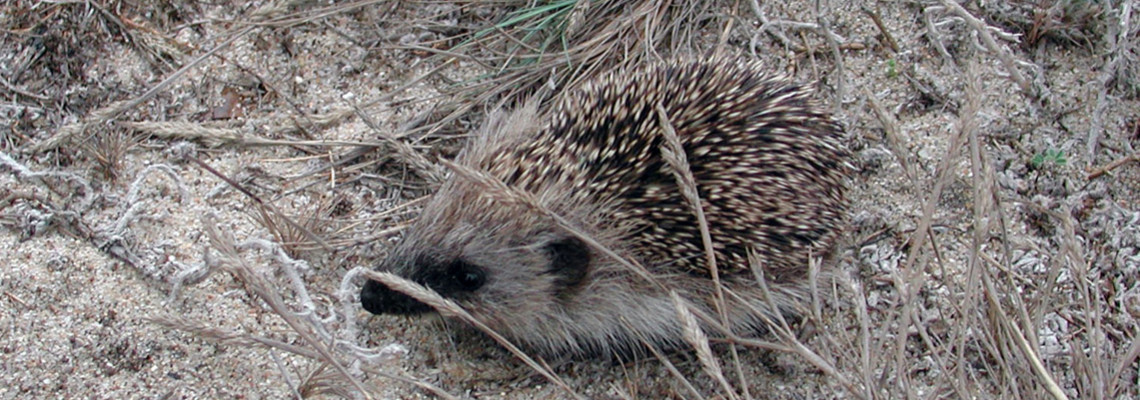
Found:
[718,336,794,353]
[631,326,704,400]
[862,6,899,53]
[415,0,685,134]
[747,0,793,48]
[1109,334,1140,398]
[849,279,876,398]
[350,102,447,183]
[199,215,372,400]
[33,25,256,153]
[654,104,730,340]
[963,65,1068,399]
[923,7,959,70]
[972,113,1068,399]
[713,15,735,59]
[800,30,820,84]
[732,271,867,399]
[656,104,749,400]
[1088,71,1113,165]
[962,76,997,399]
[806,258,823,336]
[1088,1,1134,164]
[246,0,390,27]
[939,0,1036,98]
[184,155,332,251]
[440,159,662,288]
[980,269,1070,400]
[890,62,981,395]
[670,293,738,400]
[362,271,585,400]
[293,60,456,180]
[150,315,457,399]
[957,104,1003,400]
[1056,209,1108,399]
[267,350,303,400]
[0,150,94,212]
[0,75,50,101]
[908,309,969,397]
[127,121,246,147]
[131,59,450,152]
[1086,151,1140,179]
[149,315,322,363]
[814,3,846,112]
[326,196,425,236]
[862,86,916,181]
[611,387,635,400]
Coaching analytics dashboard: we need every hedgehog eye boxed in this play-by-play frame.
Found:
[447,260,486,292]
[546,237,590,288]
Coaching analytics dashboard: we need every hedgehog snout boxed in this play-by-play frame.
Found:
[360,258,487,316]
[360,278,432,315]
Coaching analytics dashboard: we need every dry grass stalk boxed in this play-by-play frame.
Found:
[349,101,447,184]
[0,149,95,214]
[923,6,960,69]
[881,58,984,396]
[151,250,459,399]
[184,154,332,251]
[630,325,704,399]
[31,0,392,154]
[410,0,717,135]
[80,128,139,182]
[361,270,585,400]
[861,86,916,182]
[1088,1,1139,162]
[1087,151,1140,179]
[127,121,246,148]
[939,0,1038,98]
[656,102,754,399]
[1055,207,1110,399]
[961,68,1071,399]
[33,26,256,153]
[150,314,323,360]
[193,224,464,399]
[740,256,867,399]
[655,103,725,311]
[250,194,338,256]
[862,6,900,53]
[440,158,659,286]
[670,292,738,400]
[197,213,372,399]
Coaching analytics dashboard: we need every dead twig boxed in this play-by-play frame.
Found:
[1086,152,1140,180]
[940,0,1037,98]
[862,6,899,53]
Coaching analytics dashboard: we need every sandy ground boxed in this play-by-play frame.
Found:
[2,1,1139,399]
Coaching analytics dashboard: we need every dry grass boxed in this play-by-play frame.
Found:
[1,0,1138,398]
[403,0,725,135]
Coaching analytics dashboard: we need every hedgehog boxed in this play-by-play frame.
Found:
[360,57,849,359]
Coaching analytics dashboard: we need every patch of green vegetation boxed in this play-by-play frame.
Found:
[1031,148,1068,168]
[472,0,579,55]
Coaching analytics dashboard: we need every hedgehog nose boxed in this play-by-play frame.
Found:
[360,278,433,315]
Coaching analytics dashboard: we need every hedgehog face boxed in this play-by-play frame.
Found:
[359,198,594,327]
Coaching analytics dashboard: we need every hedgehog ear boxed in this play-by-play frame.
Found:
[545,236,590,288]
